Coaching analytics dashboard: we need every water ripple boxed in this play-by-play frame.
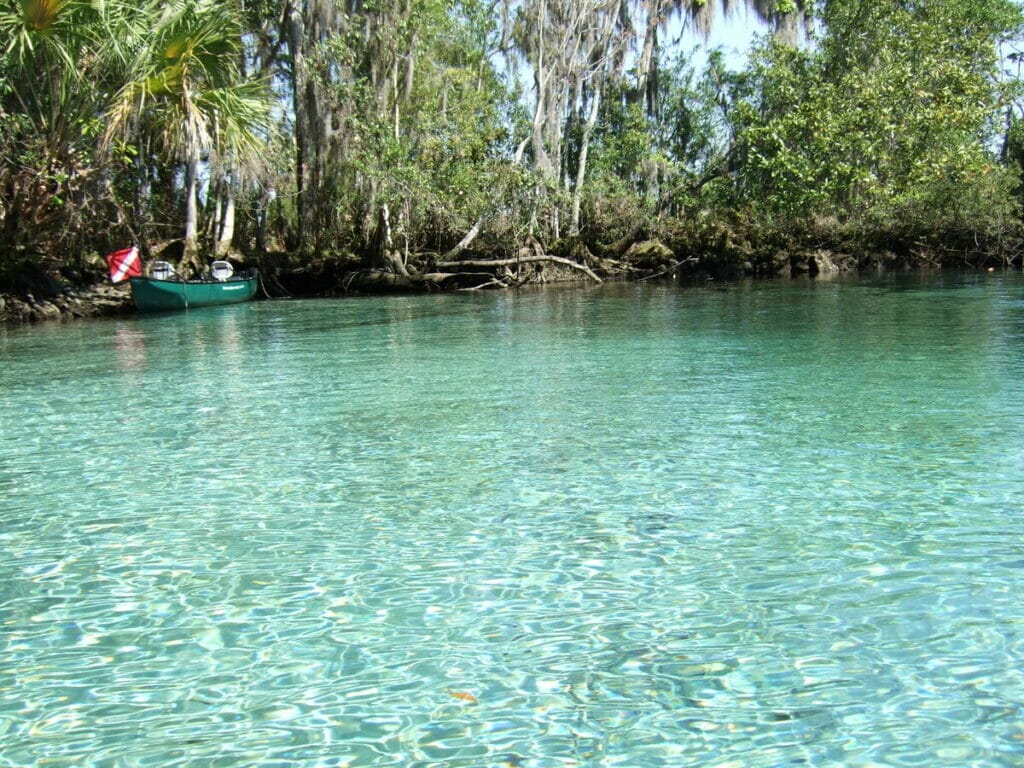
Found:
[2,277,1024,765]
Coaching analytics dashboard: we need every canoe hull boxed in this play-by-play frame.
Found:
[129,273,258,313]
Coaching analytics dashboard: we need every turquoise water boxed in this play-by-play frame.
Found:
[2,273,1023,767]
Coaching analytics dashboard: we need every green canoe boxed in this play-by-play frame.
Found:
[129,270,258,313]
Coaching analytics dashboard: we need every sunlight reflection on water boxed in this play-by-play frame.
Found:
[1,274,1023,766]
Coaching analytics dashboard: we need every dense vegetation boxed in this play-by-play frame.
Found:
[2,0,1023,295]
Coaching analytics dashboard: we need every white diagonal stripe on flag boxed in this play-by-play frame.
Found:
[112,247,139,282]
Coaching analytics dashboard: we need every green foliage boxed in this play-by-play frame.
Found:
[292,0,510,255]
[732,0,1024,246]
[3,0,1024,285]
[107,0,270,162]
[0,0,127,267]
[591,94,656,190]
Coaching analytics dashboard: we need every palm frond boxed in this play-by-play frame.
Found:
[102,0,269,174]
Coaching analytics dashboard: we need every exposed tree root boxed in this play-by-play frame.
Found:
[434,254,602,283]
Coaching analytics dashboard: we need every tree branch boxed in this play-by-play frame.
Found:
[435,254,602,283]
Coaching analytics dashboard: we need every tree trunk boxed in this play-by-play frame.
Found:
[208,185,222,242]
[529,0,554,180]
[368,203,409,276]
[254,190,268,252]
[286,3,307,251]
[216,180,235,257]
[571,83,602,235]
[182,151,202,276]
[635,0,661,115]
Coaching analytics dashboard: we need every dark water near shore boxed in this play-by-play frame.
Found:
[1,273,1023,766]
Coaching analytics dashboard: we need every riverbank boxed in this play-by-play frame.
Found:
[0,283,133,324]
[2,239,1015,326]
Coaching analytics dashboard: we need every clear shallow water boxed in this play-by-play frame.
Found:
[2,273,1023,767]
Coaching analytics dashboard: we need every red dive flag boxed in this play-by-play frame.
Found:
[107,246,141,283]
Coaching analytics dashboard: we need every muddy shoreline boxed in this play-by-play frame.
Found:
[1,244,1013,326]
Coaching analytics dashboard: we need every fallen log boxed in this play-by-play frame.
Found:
[440,219,483,261]
[459,278,509,291]
[434,254,602,283]
[418,271,494,283]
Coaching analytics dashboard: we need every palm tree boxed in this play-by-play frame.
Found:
[0,0,123,265]
[105,0,269,274]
